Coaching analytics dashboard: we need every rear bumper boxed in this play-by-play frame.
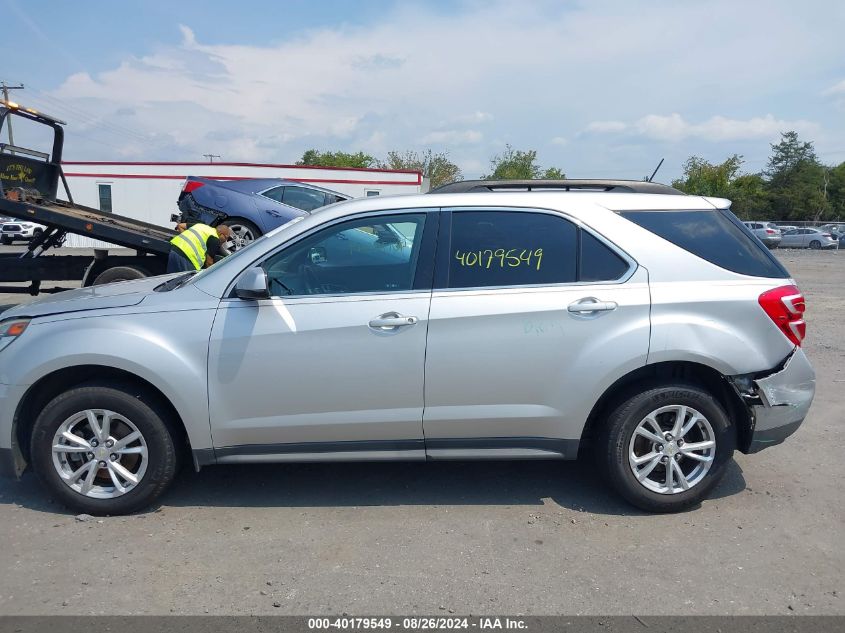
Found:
[735,348,815,453]
[177,195,227,227]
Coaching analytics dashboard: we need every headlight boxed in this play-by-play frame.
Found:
[0,318,30,353]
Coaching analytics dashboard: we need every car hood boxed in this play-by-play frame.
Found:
[0,275,180,320]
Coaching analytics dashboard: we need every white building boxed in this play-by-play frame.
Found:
[59,161,427,247]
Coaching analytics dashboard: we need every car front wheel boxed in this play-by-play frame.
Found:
[597,384,736,513]
[30,383,179,515]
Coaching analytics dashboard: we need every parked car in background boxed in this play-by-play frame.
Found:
[175,177,350,251]
[743,221,781,248]
[1,220,46,245]
[779,228,838,249]
[777,225,798,233]
[0,180,815,515]
[819,224,845,237]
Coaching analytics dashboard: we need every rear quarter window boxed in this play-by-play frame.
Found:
[619,209,788,279]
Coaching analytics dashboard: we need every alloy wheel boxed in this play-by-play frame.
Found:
[51,409,148,499]
[628,404,716,494]
[225,224,255,251]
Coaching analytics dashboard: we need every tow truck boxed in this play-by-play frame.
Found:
[0,100,175,294]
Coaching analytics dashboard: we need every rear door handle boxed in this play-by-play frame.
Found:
[568,298,618,313]
[368,313,419,329]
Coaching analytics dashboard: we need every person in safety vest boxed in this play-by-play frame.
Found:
[167,223,232,273]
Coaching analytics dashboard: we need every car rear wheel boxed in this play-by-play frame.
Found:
[222,218,261,251]
[596,384,736,513]
[30,383,179,515]
[809,240,821,249]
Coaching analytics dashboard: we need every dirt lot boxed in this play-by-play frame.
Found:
[0,249,842,615]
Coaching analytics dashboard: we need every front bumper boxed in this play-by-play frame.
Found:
[733,348,816,453]
[0,382,29,479]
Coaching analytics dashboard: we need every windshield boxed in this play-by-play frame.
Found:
[187,216,306,284]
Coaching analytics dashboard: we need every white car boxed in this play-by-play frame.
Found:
[1,220,46,244]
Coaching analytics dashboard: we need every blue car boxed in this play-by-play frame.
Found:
[176,177,350,250]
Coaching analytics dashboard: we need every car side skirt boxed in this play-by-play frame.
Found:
[203,437,580,465]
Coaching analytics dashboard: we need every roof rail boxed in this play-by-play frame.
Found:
[429,179,684,195]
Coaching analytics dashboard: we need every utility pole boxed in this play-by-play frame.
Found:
[203,153,221,163]
[1,81,25,153]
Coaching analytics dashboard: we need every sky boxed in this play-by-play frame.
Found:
[2,0,844,182]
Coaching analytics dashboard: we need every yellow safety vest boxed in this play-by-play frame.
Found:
[170,224,218,270]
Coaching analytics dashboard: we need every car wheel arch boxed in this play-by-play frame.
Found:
[12,365,193,475]
[579,360,750,456]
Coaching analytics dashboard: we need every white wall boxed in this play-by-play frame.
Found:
[58,162,424,248]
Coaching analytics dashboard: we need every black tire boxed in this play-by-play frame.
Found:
[809,240,821,250]
[93,265,148,285]
[222,218,262,251]
[596,384,736,513]
[30,382,179,515]
[31,229,43,240]
[0,235,10,245]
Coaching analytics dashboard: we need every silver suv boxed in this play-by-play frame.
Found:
[0,180,815,515]
[742,221,782,249]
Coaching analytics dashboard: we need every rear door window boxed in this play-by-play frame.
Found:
[262,186,285,202]
[580,231,629,282]
[619,209,788,278]
[282,186,327,212]
[447,211,577,288]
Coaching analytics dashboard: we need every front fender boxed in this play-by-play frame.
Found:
[3,308,217,454]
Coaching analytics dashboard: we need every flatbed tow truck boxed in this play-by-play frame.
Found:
[0,100,175,294]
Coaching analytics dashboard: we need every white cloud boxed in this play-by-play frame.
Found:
[454,111,494,124]
[585,121,628,133]
[421,129,483,144]
[823,79,845,96]
[26,0,842,178]
[551,136,568,145]
[585,113,820,142]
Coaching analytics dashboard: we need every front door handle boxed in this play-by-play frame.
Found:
[568,298,618,314]
[368,312,419,329]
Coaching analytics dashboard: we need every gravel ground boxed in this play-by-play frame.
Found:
[0,248,842,615]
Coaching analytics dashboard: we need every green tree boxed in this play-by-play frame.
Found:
[380,149,462,189]
[541,166,566,179]
[764,131,829,221]
[730,173,770,219]
[671,155,768,219]
[826,162,845,219]
[482,145,565,180]
[671,154,744,198]
[297,149,376,169]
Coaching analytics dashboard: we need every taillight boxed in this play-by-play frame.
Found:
[182,180,204,194]
[766,229,775,234]
[758,285,806,347]
[822,233,832,238]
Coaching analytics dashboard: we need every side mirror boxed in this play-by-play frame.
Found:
[308,246,327,264]
[235,267,270,300]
